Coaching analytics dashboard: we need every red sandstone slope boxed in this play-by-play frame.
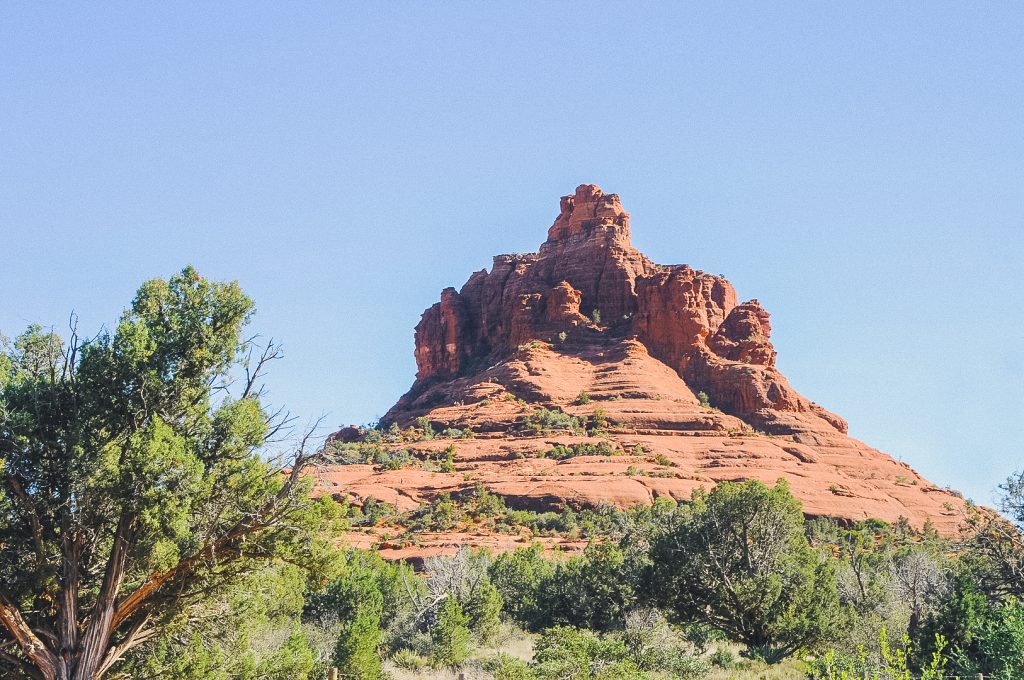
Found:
[322,184,967,540]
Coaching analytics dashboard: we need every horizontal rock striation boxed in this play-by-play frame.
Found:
[325,184,967,544]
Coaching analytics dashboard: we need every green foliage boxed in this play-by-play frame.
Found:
[491,542,639,633]
[490,544,557,630]
[431,595,471,666]
[484,652,537,680]
[352,497,398,527]
[328,441,414,470]
[590,309,602,325]
[304,549,415,680]
[807,628,950,680]
[696,391,712,409]
[916,570,1024,678]
[407,493,463,531]
[588,407,609,433]
[0,267,340,679]
[542,441,618,460]
[649,479,843,662]
[524,407,584,434]
[438,444,457,473]
[541,543,637,631]
[390,648,430,671]
[575,391,592,405]
[133,564,317,680]
[464,580,504,644]
[465,483,507,523]
[415,416,436,441]
[441,426,475,439]
[532,626,639,680]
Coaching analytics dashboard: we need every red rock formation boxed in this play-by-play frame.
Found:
[325,184,967,543]
[406,183,842,435]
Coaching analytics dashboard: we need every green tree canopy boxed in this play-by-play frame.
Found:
[0,267,338,680]
[649,479,843,662]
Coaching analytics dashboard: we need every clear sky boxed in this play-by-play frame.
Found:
[2,2,1022,506]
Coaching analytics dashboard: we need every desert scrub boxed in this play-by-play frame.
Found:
[326,441,413,470]
[541,441,619,460]
[523,407,584,435]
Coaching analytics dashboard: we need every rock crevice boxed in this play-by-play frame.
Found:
[405,183,844,435]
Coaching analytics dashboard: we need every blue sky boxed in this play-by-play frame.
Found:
[2,2,1022,505]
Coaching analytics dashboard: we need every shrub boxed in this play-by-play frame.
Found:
[354,497,398,527]
[532,626,637,679]
[710,648,736,668]
[391,648,430,671]
[438,444,457,473]
[575,391,591,405]
[407,493,463,531]
[653,453,673,467]
[466,483,507,519]
[589,407,609,432]
[430,595,471,667]
[590,309,602,325]
[523,408,583,434]
[464,580,504,644]
[415,416,436,441]
[441,426,475,439]
[697,391,712,409]
[484,653,537,680]
[649,479,844,663]
[543,441,618,460]
[490,544,558,630]
[539,543,637,631]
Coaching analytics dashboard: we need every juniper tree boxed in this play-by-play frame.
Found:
[649,479,844,662]
[0,267,337,680]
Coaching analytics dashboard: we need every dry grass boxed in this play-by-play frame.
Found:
[383,631,809,680]
[705,642,808,679]
[383,624,536,680]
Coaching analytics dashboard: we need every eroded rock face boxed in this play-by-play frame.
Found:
[407,183,843,435]
[324,184,967,546]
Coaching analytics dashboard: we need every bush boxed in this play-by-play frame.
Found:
[532,626,638,680]
[415,416,437,441]
[575,391,591,405]
[484,653,537,680]
[710,648,736,668]
[589,407,609,432]
[697,391,712,409]
[407,493,463,531]
[438,444,457,473]
[649,479,844,663]
[464,580,504,644]
[304,551,416,680]
[391,648,430,671]
[523,408,584,434]
[490,544,558,630]
[430,595,471,667]
[353,497,398,527]
[543,441,618,460]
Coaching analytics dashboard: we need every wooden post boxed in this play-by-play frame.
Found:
[328,668,338,680]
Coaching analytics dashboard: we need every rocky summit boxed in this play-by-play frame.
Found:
[321,184,966,556]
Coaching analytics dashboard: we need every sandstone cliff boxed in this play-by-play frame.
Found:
[322,185,967,552]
